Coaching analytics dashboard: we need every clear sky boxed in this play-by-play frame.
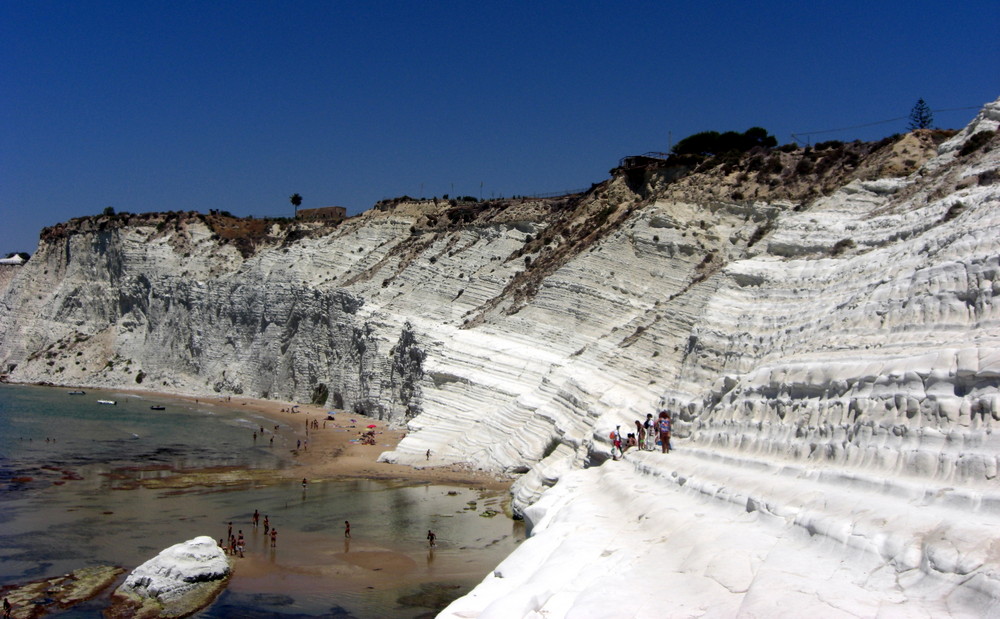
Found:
[2,1,997,254]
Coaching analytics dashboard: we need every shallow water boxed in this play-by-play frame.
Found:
[0,384,522,618]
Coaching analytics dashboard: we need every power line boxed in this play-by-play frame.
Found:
[791,106,981,144]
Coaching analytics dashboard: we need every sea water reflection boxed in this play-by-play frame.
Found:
[0,384,523,617]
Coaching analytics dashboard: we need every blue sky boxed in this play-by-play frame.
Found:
[2,1,997,254]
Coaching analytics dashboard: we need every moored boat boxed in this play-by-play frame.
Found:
[97,399,117,405]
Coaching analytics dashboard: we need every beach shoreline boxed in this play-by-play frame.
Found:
[1,382,522,617]
[48,383,515,491]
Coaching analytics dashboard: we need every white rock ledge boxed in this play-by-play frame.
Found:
[107,536,231,619]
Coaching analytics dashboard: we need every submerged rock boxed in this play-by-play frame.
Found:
[0,565,123,619]
[106,536,231,619]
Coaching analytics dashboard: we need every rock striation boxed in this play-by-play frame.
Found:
[1,98,999,615]
[106,536,231,619]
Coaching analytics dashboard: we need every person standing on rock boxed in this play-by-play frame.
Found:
[635,419,646,451]
[644,414,655,450]
[3,596,12,618]
[612,426,624,459]
[658,411,672,454]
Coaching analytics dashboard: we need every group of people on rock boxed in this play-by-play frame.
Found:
[613,411,672,458]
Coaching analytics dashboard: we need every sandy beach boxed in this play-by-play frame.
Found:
[123,389,513,492]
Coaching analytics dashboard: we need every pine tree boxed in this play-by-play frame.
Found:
[908,99,934,130]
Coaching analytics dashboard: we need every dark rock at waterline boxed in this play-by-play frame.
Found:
[396,581,464,612]
[202,603,357,618]
[0,565,123,619]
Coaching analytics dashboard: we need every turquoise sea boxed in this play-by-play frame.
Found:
[0,384,522,618]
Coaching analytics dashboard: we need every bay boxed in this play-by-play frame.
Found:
[0,384,522,618]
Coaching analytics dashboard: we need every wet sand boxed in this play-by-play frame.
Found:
[116,388,512,491]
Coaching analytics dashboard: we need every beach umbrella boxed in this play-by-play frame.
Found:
[367,424,377,428]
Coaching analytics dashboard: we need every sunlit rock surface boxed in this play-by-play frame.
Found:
[106,536,230,619]
[1,98,998,616]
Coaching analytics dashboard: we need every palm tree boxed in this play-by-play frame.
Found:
[290,193,302,218]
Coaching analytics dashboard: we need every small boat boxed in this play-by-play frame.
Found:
[150,405,165,411]
[97,399,117,405]
[68,390,85,395]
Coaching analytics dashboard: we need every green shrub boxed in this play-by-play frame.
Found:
[815,140,844,150]
[958,130,995,156]
[672,127,777,156]
[311,383,329,406]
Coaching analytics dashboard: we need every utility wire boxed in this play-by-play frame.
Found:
[792,106,981,141]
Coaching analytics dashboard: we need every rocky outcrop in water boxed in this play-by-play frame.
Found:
[106,536,231,619]
[0,566,123,619]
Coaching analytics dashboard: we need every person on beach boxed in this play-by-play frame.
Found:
[345,521,351,538]
[270,528,277,547]
[263,515,270,534]
[635,419,646,451]
[228,522,233,539]
[427,530,436,548]
[658,411,672,453]
[426,449,431,460]
[253,509,259,528]
[4,596,12,618]
[237,531,245,557]
[644,414,655,450]
[302,477,308,488]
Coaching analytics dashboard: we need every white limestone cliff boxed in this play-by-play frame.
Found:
[1,98,998,616]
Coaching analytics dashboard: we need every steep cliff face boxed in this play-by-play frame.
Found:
[3,99,999,615]
[2,103,998,512]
